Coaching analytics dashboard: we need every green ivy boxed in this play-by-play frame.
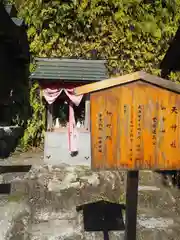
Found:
[14,0,180,149]
[20,81,46,149]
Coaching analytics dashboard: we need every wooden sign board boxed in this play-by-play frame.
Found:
[75,71,180,170]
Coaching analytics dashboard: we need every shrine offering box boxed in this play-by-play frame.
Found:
[75,71,180,170]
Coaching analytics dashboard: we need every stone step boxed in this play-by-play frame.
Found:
[139,170,180,189]
[8,170,176,217]
[0,200,30,240]
[139,171,161,186]
[28,209,180,240]
[28,225,180,240]
[138,187,177,213]
[24,166,125,213]
[1,164,180,240]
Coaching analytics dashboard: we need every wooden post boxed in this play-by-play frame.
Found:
[47,103,53,131]
[103,231,109,240]
[125,171,139,240]
[84,94,90,130]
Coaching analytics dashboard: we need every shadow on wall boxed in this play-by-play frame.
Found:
[0,2,30,158]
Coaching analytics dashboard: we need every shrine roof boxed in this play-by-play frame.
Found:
[30,58,108,82]
[75,71,180,95]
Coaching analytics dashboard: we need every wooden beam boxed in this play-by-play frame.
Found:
[75,71,180,96]
[0,165,31,174]
[75,72,140,95]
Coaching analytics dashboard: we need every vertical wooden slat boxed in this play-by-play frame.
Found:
[84,94,90,131]
[90,94,106,169]
[47,103,53,131]
[104,90,118,168]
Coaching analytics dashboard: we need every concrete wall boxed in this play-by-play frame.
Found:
[44,131,91,166]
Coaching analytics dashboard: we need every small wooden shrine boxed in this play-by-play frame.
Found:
[30,57,108,165]
[75,71,180,170]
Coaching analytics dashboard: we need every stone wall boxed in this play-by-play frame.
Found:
[0,158,180,239]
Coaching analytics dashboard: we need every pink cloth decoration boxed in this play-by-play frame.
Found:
[64,88,83,152]
[41,83,83,153]
[43,87,62,104]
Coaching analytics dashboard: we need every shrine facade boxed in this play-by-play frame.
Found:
[30,57,108,165]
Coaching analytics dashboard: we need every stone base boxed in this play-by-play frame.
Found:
[44,131,91,166]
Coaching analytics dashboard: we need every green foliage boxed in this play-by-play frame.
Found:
[20,81,46,149]
[15,0,180,148]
